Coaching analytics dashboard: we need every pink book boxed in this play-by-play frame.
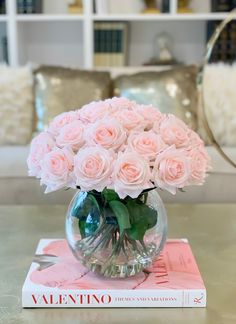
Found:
[22,239,206,308]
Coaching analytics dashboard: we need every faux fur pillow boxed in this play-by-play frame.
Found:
[0,65,34,145]
[199,63,236,146]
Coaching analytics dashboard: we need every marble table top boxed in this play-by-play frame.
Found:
[0,204,236,324]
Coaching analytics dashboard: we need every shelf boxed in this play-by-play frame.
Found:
[92,13,234,21]
[16,14,84,22]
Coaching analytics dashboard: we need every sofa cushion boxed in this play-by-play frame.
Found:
[34,66,111,132]
[113,65,198,131]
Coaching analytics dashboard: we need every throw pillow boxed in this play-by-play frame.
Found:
[34,66,111,132]
[199,63,236,146]
[113,65,198,131]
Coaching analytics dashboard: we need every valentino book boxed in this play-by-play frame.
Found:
[22,238,206,308]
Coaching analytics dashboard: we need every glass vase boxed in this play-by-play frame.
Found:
[65,189,167,278]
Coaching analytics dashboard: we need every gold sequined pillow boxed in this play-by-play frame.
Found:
[0,65,34,145]
[113,65,198,130]
[34,66,111,132]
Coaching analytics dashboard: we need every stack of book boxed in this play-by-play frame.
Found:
[94,22,128,67]
[0,0,5,14]
[207,1,236,63]
[17,0,42,14]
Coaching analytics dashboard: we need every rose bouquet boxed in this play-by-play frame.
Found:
[27,97,210,277]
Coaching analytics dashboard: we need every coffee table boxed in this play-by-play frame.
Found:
[0,204,236,324]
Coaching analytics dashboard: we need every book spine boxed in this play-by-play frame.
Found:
[34,0,42,14]
[2,35,8,64]
[22,289,206,308]
[17,0,24,14]
[162,0,170,13]
[26,0,34,14]
[0,0,6,14]
[211,0,232,12]
[231,0,236,9]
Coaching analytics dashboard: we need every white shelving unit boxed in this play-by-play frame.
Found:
[0,0,234,68]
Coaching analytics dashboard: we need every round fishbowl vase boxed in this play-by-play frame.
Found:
[66,189,167,278]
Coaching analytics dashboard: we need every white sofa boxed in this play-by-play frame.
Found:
[0,146,235,205]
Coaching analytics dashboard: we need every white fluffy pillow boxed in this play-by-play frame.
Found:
[0,65,34,145]
[199,63,236,146]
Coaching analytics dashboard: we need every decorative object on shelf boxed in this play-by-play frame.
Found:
[34,66,111,132]
[144,32,178,65]
[94,22,128,67]
[199,8,236,168]
[0,65,34,145]
[114,66,198,131]
[142,0,160,13]
[66,0,83,14]
[17,0,42,14]
[27,97,211,278]
[177,0,192,13]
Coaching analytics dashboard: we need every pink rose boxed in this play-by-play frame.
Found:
[74,146,114,192]
[27,132,55,177]
[56,120,84,151]
[188,146,211,185]
[114,109,146,132]
[40,147,75,193]
[86,118,126,150]
[48,111,77,136]
[137,104,164,130]
[127,131,167,161]
[105,97,136,112]
[112,152,153,199]
[159,114,191,148]
[79,101,111,124]
[153,146,191,194]
[188,130,204,149]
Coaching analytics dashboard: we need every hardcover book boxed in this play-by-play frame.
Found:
[22,239,206,308]
[94,22,128,67]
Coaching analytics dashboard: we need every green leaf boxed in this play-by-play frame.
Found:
[108,200,131,233]
[78,215,100,239]
[102,189,119,203]
[71,192,101,238]
[79,219,86,239]
[71,192,100,219]
[126,201,158,241]
[103,206,118,225]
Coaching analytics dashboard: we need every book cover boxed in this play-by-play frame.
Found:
[22,239,206,308]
